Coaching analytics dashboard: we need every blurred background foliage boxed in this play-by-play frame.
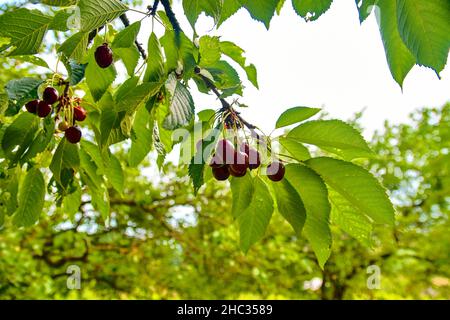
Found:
[0,0,449,300]
[1,89,449,299]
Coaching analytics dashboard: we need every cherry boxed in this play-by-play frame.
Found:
[25,100,39,113]
[240,143,261,170]
[267,161,285,182]
[37,101,52,118]
[230,151,249,174]
[58,121,69,131]
[95,43,113,68]
[212,165,230,181]
[74,106,87,122]
[43,87,59,104]
[65,126,82,144]
[216,139,235,164]
[229,165,247,177]
[209,154,224,168]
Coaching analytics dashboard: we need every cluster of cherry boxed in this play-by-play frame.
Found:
[24,86,87,144]
[208,139,285,182]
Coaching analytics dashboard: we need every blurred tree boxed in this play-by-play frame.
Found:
[0,104,448,299]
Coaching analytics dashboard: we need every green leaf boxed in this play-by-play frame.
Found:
[306,157,395,225]
[356,0,379,23]
[41,0,77,6]
[163,74,195,130]
[183,0,222,29]
[79,146,103,189]
[230,174,254,219]
[160,30,196,79]
[244,64,258,89]
[271,178,306,236]
[58,31,89,62]
[329,189,373,247]
[292,0,333,22]
[217,0,241,26]
[3,168,20,216]
[12,168,45,227]
[207,60,242,96]
[115,82,162,113]
[91,183,110,220]
[219,41,259,88]
[197,109,216,122]
[287,120,373,159]
[188,122,222,193]
[49,138,80,187]
[13,55,50,69]
[99,94,120,148]
[285,164,331,268]
[1,112,39,160]
[396,0,450,75]
[49,9,73,31]
[240,0,280,29]
[114,47,140,76]
[199,35,221,67]
[276,106,320,128]
[63,59,87,85]
[377,0,415,87]
[80,140,105,172]
[20,116,54,163]
[62,182,82,219]
[239,176,274,253]
[129,106,153,167]
[105,152,124,193]
[5,78,44,115]
[78,0,128,32]
[0,8,52,56]
[112,21,141,48]
[143,33,165,83]
[278,137,311,161]
[86,38,117,101]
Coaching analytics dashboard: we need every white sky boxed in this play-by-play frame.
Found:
[129,0,449,139]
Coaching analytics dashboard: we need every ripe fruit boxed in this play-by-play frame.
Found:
[43,87,59,104]
[95,43,113,68]
[229,164,247,178]
[74,106,87,122]
[37,101,52,118]
[209,154,224,168]
[212,165,230,181]
[58,121,70,131]
[230,151,249,174]
[25,100,39,113]
[216,139,235,164]
[267,161,285,182]
[65,126,82,144]
[240,143,261,170]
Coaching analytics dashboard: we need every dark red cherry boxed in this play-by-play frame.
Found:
[212,165,230,181]
[230,151,249,174]
[229,164,247,178]
[43,87,59,104]
[209,154,224,168]
[25,100,39,113]
[267,161,285,182]
[37,101,52,118]
[216,139,235,164]
[240,143,261,170]
[65,126,82,144]
[95,43,113,68]
[73,106,87,122]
